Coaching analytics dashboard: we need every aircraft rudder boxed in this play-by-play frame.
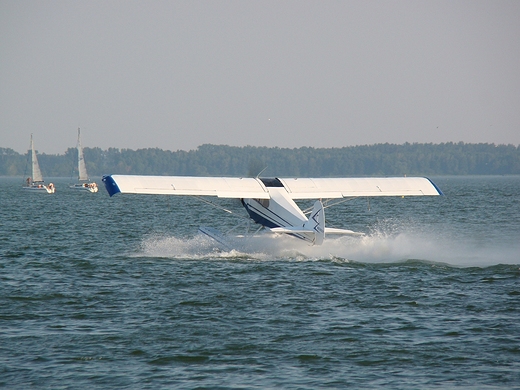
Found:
[304,200,325,245]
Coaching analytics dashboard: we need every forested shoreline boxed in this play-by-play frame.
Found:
[1,142,519,178]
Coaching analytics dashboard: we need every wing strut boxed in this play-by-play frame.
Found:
[192,196,250,221]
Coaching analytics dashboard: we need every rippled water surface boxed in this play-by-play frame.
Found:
[1,176,519,388]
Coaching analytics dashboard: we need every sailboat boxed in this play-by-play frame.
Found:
[23,134,55,193]
[69,128,98,192]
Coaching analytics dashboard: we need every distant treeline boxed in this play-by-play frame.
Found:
[1,142,519,178]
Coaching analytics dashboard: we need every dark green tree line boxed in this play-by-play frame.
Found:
[1,142,519,178]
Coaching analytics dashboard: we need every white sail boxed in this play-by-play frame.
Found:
[69,128,98,192]
[30,134,43,182]
[77,128,88,181]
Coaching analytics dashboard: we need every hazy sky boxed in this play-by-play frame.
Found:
[1,0,519,154]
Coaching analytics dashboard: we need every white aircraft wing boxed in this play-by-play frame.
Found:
[103,174,270,199]
[103,175,442,199]
[277,177,442,199]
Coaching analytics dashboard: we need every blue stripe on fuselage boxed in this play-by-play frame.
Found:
[243,201,280,228]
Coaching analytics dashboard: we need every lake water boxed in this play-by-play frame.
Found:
[1,176,519,388]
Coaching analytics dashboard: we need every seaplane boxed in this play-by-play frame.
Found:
[102,174,442,247]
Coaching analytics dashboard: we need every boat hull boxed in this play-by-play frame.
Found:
[69,183,98,193]
[23,184,55,193]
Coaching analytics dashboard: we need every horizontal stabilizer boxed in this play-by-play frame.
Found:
[266,227,364,236]
[325,227,364,236]
[268,227,314,234]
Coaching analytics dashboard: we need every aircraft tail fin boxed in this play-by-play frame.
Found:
[303,200,325,245]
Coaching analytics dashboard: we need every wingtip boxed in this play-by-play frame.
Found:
[102,175,121,197]
[425,177,444,196]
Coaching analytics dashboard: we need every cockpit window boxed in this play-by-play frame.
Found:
[259,178,284,187]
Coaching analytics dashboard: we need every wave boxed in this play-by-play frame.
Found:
[136,226,520,267]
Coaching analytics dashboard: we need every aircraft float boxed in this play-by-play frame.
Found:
[102,174,442,247]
